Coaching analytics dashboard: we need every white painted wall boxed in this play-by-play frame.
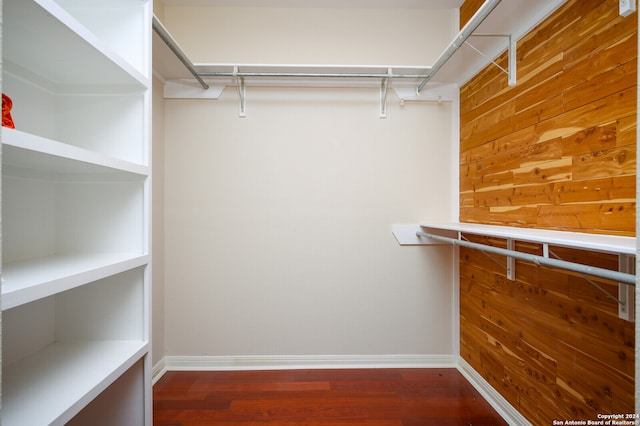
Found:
[164,6,453,65]
[161,5,457,359]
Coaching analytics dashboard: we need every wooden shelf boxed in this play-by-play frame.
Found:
[2,253,149,311]
[420,222,636,255]
[2,340,148,426]
[3,128,149,177]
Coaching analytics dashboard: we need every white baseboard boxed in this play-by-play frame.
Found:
[152,358,168,385]
[456,356,531,426]
[157,354,455,374]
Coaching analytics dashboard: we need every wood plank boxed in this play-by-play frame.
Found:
[561,122,618,157]
[536,202,635,234]
[460,53,517,126]
[459,205,540,226]
[512,157,572,186]
[555,340,634,414]
[460,99,516,151]
[516,0,603,76]
[616,115,636,147]
[562,0,637,71]
[562,54,637,113]
[535,84,637,140]
[572,145,636,180]
[552,174,635,204]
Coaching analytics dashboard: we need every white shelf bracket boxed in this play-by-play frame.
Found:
[380,69,390,118]
[506,238,516,280]
[508,35,516,86]
[235,66,247,118]
[618,254,635,322]
[466,34,517,86]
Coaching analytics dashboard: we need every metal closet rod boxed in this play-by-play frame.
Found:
[152,16,210,89]
[416,0,502,93]
[416,231,636,285]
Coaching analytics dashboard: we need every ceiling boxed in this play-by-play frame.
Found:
[159,0,463,9]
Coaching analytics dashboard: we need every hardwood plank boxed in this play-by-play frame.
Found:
[563,58,636,113]
[537,202,635,234]
[562,0,637,71]
[552,175,635,204]
[512,157,572,186]
[535,86,636,145]
[153,369,509,425]
[617,115,636,147]
[572,145,636,180]
[561,122,618,157]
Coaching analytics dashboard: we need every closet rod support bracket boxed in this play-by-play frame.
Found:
[465,33,516,86]
[380,69,390,118]
[235,67,247,118]
[618,254,635,322]
[506,238,515,280]
[508,35,516,86]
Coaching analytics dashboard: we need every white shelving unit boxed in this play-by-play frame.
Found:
[2,0,151,424]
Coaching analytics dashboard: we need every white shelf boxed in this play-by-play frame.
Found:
[54,0,150,79]
[3,128,149,177]
[2,253,149,311]
[427,0,566,86]
[194,63,433,88]
[2,340,148,426]
[420,222,636,255]
[4,0,148,91]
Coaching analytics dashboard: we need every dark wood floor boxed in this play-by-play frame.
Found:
[153,368,509,425]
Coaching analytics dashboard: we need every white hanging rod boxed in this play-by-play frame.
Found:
[152,15,210,90]
[416,0,502,93]
[416,230,636,285]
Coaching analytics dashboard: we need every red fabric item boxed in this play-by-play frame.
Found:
[3,93,15,128]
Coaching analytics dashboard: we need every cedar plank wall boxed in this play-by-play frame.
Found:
[458,0,636,424]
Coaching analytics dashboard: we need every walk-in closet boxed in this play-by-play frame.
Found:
[1,0,638,424]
